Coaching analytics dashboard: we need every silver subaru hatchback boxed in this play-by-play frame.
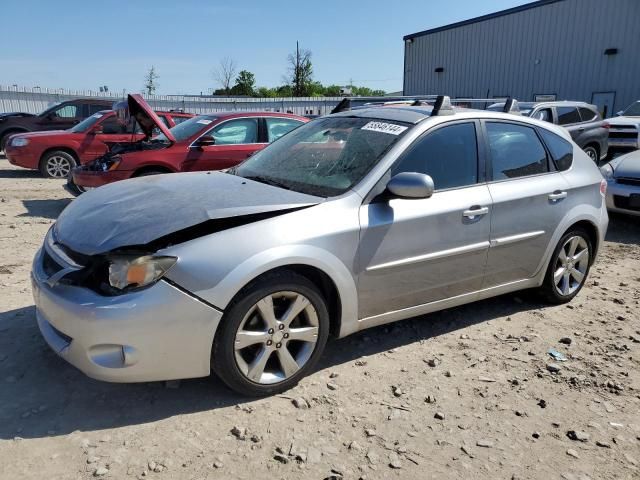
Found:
[32,98,608,396]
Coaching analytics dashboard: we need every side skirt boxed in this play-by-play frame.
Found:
[356,277,540,331]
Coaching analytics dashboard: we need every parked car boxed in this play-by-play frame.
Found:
[69,94,308,193]
[0,98,113,151]
[32,96,608,396]
[600,150,640,216]
[607,101,640,150]
[488,101,608,163]
[5,110,194,178]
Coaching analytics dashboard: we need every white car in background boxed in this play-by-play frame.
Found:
[601,149,640,216]
[608,101,640,149]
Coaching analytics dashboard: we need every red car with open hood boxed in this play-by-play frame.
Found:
[6,109,193,178]
[69,94,308,193]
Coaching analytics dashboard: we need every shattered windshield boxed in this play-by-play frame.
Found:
[234,116,410,197]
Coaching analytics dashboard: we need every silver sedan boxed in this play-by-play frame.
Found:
[32,98,608,396]
[601,150,640,216]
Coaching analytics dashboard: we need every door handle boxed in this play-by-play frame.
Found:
[463,206,489,219]
[548,190,567,201]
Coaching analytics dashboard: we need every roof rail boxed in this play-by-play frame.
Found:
[431,95,455,116]
[503,97,521,115]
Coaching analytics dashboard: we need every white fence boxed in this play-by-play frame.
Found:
[0,85,344,116]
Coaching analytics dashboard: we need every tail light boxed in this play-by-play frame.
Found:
[600,179,607,197]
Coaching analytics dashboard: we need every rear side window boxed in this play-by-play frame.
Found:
[393,122,478,190]
[578,107,597,122]
[88,104,107,115]
[539,129,573,171]
[557,107,581,125]
[486,122,548,180]
[266,117,304,142]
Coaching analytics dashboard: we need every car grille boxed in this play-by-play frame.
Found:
[616,177,640,187]
[42,250,64,277]
[613,195,640,211]
[609,125,639,142]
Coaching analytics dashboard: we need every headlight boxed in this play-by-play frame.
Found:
[11,137,29,147]
[108,255,177,291]
[600,163,614,180]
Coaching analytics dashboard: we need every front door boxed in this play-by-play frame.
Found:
[482,120,570,287]
[591,92,616,119]
[182,117,262,172]
[78,115,140,162]
[357,121,491,320]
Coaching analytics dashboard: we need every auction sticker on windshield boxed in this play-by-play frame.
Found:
[361,121,408,135]
[197,119,213,125]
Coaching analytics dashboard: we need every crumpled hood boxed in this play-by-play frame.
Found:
[55,171,322,255]
[612,150,640,179]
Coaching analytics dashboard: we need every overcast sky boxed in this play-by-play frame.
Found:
[0,0,530,94]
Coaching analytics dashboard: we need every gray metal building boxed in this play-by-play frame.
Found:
[403,0,640,117]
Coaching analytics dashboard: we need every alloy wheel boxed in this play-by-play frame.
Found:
[46,156,72,178]
[553,236,589,296]
[234,291,319,385]
[585,147,597,163]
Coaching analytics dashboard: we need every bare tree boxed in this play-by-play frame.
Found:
[143,66,159,95]
[213,57,237,94]
[287,42,313,97]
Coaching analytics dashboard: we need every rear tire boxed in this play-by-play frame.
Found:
[212,271,330,396]
[538,228,592,304]
[583,145,598,164]
[40,151,76,178]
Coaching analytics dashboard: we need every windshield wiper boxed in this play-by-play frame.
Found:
[242,174,294,191]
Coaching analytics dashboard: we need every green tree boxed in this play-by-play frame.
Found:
[143,66,159,95]
[256,86,276,98]
[230,70,256,96]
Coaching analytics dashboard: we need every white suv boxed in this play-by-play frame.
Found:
[608,101,640,149]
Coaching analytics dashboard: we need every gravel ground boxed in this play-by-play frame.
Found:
[0,159,638,480]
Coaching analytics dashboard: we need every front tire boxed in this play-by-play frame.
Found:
[538,229,592,304]
[40,151,77,178]
[212,271,330,396]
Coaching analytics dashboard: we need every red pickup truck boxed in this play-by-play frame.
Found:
[5,109,193,178]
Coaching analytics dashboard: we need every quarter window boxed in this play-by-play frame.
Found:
[539,129,573,171]
[486,122,548,180]
[392,123,478,190]
[532,108,552,122]
[211,118,258,145]
[556,107,581,125]
[578,107,597,122]
[266,118,304,142]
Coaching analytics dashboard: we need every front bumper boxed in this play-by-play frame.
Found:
[32,247,223,382]
[605,180,640,217]
[72,167,133,188]
[5,146,39,169]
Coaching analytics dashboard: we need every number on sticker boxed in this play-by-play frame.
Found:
[361,121,408,135]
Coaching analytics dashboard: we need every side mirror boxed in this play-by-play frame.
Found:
[386,172,434,199]
[196,135,215,147]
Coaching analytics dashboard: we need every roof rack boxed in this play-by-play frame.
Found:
[329,95,516,115]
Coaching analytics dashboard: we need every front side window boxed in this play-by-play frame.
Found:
[211,118,258,145]
[100,116,130,134]
[487,122,548,180]
[556,107,581,125]
[54,104,78,118]
[392,122,478,190]
[539,129,573,171]
[266,117,304,142]
[234,116,409,197]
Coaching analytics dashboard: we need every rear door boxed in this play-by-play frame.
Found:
[357,121,492,319]
[182,117,262,172]
[482,121,570,287]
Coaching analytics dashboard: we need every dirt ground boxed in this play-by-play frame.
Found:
[0,158,638,480]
